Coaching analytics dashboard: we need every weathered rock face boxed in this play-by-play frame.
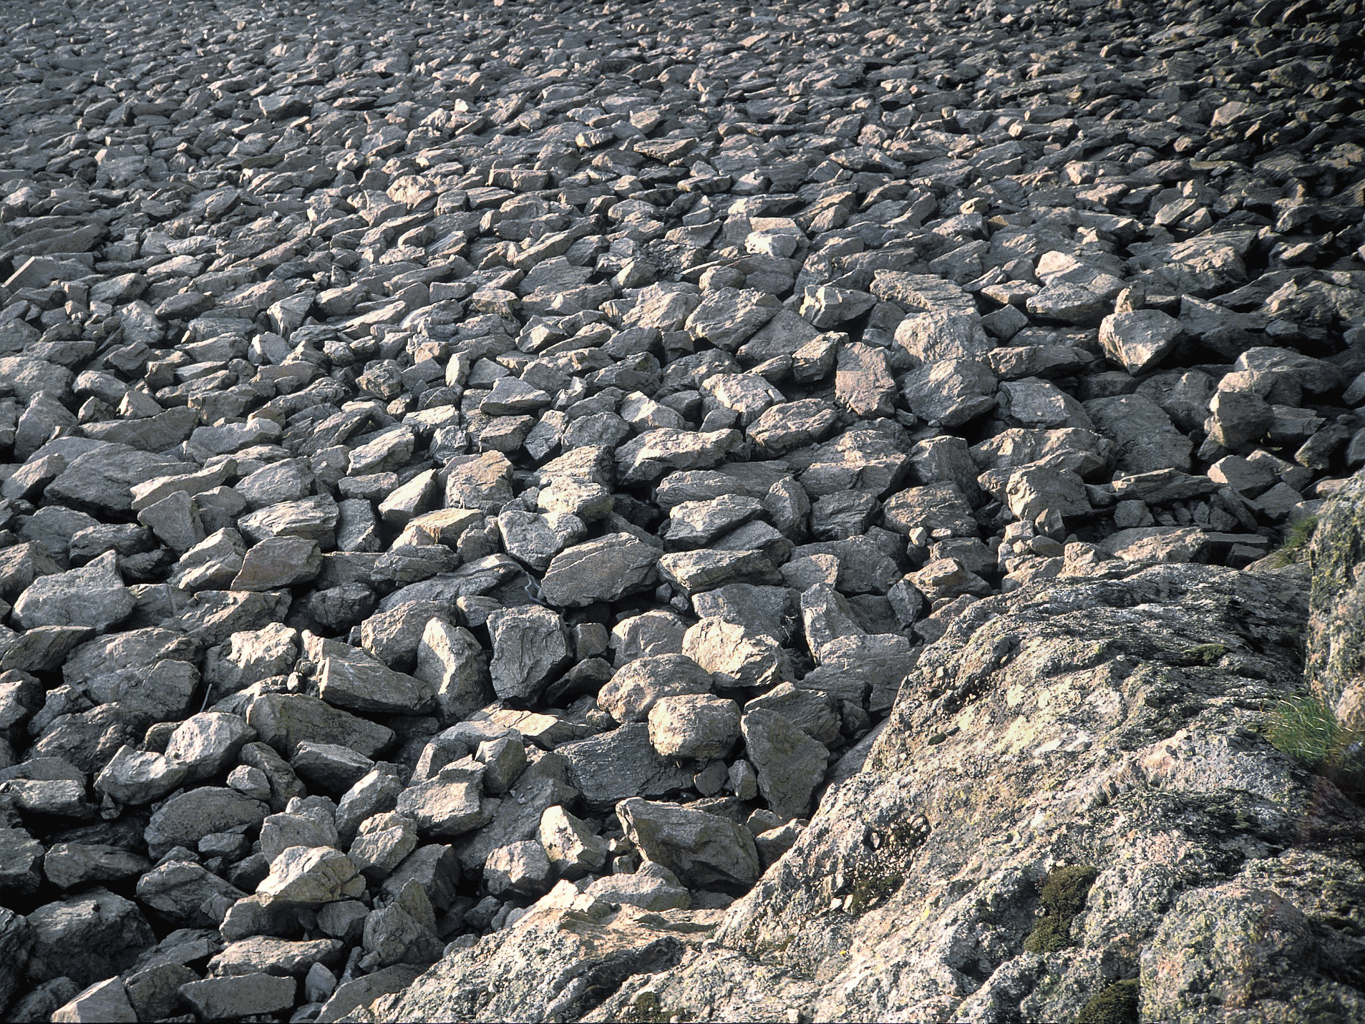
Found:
[358,561,1365,1024]
[2,0,1365,1019]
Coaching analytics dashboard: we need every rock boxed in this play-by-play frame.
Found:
[94,746,187,805]
[413,619,491,722]
[538,805,608,880]
[43,842,149,890]
[50,978,137,1023]
[230,535,321,590]
[164,711,256,782]
[246,693,394,759]
[209,935,344,977]
[317,640,434,714]
[362,880,444,969]
[598,654,713,723]
[12,551,133,631]
[740,708,829,820]
[1206,387,1275,451]
[293,742,375,794]
[1084,394,1193,474]
[135,859,246,927]
[0,827,45,894]
[144,788,269,859]
[179,973,297,1020]
[616,798,760,890]
[256,846,365,906]
[318,965,423,1023]
[899,358,997,427]
[203,623,298,696]
[487,605,571,702]
[485,840,554,897]
[557,723,692,807]
[582,871,691,911]
[350,812,418,880]
[25,889,154,988]
[894,310,994,362]
[835,344,898,418]
[539,533,659,607]
[3,4,1362,1019]
[682,617,792,690]
[1098,309,1183,374]
[123,964,198,1021]
[647,694,742,761]
[396,770,493,838]
[260,800,340,861]
[443,451,514,512]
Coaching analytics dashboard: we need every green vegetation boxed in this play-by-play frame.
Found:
[1075,979,1139,1024]
[1175,642,1230,667]
[1023,865,1098,954]
[1265,514,1318,567]
[1265,691,1365,799]
[621,989,693,1023]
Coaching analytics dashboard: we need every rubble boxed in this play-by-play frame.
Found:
[0,0,1362,1018]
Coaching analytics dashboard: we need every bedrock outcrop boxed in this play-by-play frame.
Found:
[354,549,1365,1024]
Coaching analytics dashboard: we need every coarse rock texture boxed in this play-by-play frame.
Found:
[357,559,1365,1024]
[0,0,1363,1020]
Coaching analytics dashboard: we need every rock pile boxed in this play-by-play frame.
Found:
[0,0,1361,1019]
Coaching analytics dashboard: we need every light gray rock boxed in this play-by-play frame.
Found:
[95,745,188,805]
[209,935,344,977]
[256,845,365,906]
[598,654,713,723]
[12,551,132,631]
[484,840,554,897]
[647,693,742,761]
[616,797,761,890]
[683,616,792,690]
[487,605,571,702]
[164,711,256,782]
[899,358,997,427]
[178,973,296,1020]
[539,533,660,606]
[1099,309,1183,374]
[50,978,137,1024]
[557,723,692,808]
[740,708,829,821]
[413,619,491,723]
[317,640,434,714]
[538,805,608,880]
[396,770,493,838]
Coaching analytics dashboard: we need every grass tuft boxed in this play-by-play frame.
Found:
[1264,514,1318,567]
[1265,691,1365,799]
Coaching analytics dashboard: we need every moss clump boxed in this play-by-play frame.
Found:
[1175,642,1230,667]
[847,868,906,914]
[1075,979,1139,1024]
[1023,865,1098,954]
[1266,514,1318,567]
[1265,691,1365,799]
[621,990,693,1023]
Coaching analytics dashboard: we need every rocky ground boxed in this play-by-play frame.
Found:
[0,0,1362,1020]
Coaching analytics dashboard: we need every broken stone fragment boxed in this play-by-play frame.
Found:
[616,797,760,890]
[12,550,133,631]
[1099,309,1183,375]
